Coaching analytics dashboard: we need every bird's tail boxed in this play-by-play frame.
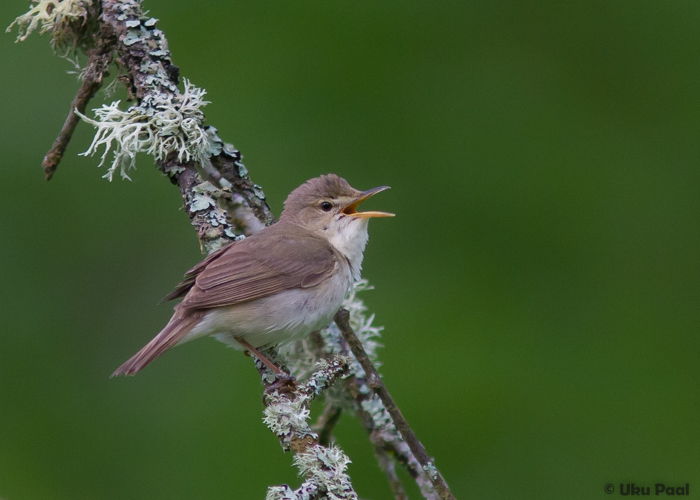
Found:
[111,311,203,377]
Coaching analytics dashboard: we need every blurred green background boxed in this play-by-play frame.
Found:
[1,1,699,498]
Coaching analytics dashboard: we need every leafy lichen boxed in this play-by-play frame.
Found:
[423,461,439,481]
[263,393,314,442]
[292,445,356,500]
[263,359,357,499]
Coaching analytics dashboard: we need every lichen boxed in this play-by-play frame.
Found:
[266,483,320,500]
[263,359,357,499]
[6,0,87,44]
[263,358,349,447]
[423,461,439,481]
[293,445,356,500]
[262,393,314,441]
[265,445,357,500]
[360,395,394,430]
[76,79,211,180]
[191,181,221,212]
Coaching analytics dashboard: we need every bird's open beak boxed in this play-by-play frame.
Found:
[342,186,395,218]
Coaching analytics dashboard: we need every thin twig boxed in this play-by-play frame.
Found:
[334,308,457,500]
[43,48,113,180]
[308,329,439,499]
[312,404,343,447]
[373,445,409,500]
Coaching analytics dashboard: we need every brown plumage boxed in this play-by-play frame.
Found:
[112,174,392,377]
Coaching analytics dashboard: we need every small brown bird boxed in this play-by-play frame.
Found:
[112,174,393,377]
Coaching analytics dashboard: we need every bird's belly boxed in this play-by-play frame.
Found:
[183,271,352,349]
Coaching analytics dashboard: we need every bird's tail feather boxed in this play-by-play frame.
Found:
[111,312,202,377]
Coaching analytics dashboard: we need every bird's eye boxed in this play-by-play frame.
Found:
[320,201,333,212]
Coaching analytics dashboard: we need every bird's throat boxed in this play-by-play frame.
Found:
[325,218,370,281]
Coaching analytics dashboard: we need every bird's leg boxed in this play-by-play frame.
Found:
[236,338,284,374]
[235,338,298,395]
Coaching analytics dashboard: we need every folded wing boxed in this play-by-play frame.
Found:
[113,224,338,377]
[179,224,338,310]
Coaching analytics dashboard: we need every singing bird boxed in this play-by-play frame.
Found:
[112,174,393,377]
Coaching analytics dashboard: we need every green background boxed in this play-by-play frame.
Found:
[1,1,699,498]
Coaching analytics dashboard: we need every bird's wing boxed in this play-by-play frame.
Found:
[161,243,233,302]
[179,226,338,310]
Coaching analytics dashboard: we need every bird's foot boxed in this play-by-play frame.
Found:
[263,372,298,402]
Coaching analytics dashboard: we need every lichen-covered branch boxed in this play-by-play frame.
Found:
[254,356,358,500]
[44,43,114,180]
[284,288,442,500]
[96,0,268,251]
[10,0,455,498]
[335,309,456,500]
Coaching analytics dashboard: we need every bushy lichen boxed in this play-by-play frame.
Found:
[266,484,319,500]
[263,358,350,447]
[6,0,89,48]
[76,79,211,180]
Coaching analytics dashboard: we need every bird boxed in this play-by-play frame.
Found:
[112,174,393,377]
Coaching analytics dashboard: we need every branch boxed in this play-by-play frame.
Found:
[373,446,408,500]
[43,46,113,180]
[300,316,441,500]
[252,355,358,499]
[312,404,343,447]
[334,309,456,500]
[97,0,268,250]
[11,0,456,497]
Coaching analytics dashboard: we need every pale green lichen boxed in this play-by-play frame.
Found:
[293,446,356,500]
[263,393,313,440]
[360,395,394,430]
[423,461,438,481]
[266,445,357,500]
[263,358,349,444]
[266,484,319,500]
[6,0,87,43]
[264,359,357,499]
[76,79,211,180]
[190,181,220,212]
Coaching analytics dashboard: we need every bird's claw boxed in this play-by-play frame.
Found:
[263,372,298,403]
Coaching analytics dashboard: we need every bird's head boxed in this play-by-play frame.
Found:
[281,174,393,275]
[281,174,393,234]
